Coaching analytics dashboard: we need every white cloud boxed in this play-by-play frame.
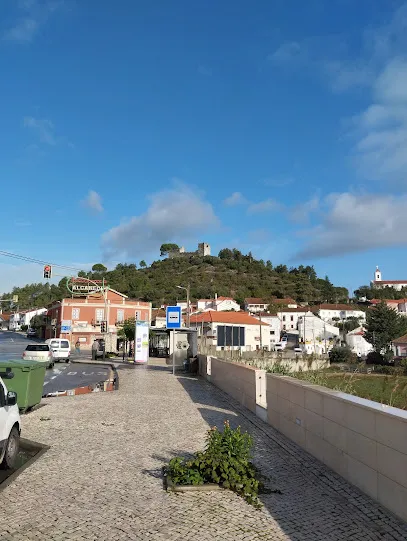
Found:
[81,190,104,214]
[269,41,302,65]
[289,196,319,223]
[224,192,246,206]
[101,183,220,259]
[296,192,407,258]
[24,116,56,145]
[3,0,63,43]
[247,199,280,214]
[351,58,407,182]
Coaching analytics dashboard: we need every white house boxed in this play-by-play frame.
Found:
[371,266,407,291]
[196,295,241,312]
[298,313,340,343]
[316,304,366,324]
[151,309,167,328]
[346,327,373,357]
[189,311,271,351]
[251,313,281,345]
[9,308,47,331]
[277,307,312,331]
[245,297,297,313]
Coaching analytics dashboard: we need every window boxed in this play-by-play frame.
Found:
[135,310,142,320]
[117,309,124,323]
[72,308,80,320]
[61,340,70,348]
[50,340,59,347]
[282,316,286,322]
[270,330,275,335]
[290,315,294,322]
[95,309,104,323]
[283,325,286,330]
[26,345,49,352]
[217,326,245,347]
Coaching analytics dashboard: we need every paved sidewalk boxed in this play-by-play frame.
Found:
[1,360,407,540]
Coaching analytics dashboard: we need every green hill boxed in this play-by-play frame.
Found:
[1,248,349,310]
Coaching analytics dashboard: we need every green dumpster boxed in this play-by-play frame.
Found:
[0,360,46,412]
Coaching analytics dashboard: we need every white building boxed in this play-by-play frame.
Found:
[9,308,47,331]
[371,266,407,291]
[251,313,281,345]
[189,311,271,352]
[298,313,340,343]
[151,309,167,328]
[278,307,311,331]
[317,304,366,324]
[346,327,373,357]
[245,297,297,313]
[196,295,240,312]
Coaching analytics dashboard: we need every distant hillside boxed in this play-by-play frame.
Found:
[0,248,349,310]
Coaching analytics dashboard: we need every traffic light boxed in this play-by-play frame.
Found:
[43,265,52,279]
[101,320,107,333]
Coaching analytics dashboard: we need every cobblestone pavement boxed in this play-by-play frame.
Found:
[1,360,407,540]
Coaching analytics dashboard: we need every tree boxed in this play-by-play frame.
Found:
[92,263,107,273]
[160,243,179,257]
[329,345,355,364]
[140,260,147,268]
[218,248,233,259]
[365,302,407,361]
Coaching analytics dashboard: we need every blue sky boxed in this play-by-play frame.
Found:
[1,0,407,295]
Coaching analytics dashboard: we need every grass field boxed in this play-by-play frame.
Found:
[295,372,407,410]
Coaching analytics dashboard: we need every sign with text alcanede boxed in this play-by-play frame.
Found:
[66,277,107,296]
[166,306,182,329]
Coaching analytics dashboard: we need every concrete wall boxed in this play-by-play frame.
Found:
[199,355,407,523]
[266,374,407,523]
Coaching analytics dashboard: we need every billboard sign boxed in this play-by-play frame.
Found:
[135,320,149,364]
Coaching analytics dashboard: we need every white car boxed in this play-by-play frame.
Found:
[23,344,54,369]
[45,338,71,363]
[294,347,304,354]
[0,370,21,469]
[274,342,286,351]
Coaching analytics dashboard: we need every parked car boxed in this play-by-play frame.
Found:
[274,342,286,351]
[45,338,71,363]
[26,328,37,338]
[294,346,304,354]
[0,370,20,469]
[23,344,54,369]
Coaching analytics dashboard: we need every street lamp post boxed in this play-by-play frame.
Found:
[176,284,190,328]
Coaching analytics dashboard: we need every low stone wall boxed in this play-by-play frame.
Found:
[266,374,407,523]
[241,358,329,372]
[198,355,407,524]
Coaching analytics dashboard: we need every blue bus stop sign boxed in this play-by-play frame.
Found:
[166,306,182,329]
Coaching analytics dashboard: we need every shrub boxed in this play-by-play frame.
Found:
[328,345,355,363]
[21,325,28,331]
[366,351,386,365]
[164,420,263,507]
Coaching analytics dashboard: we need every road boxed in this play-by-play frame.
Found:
[0,331,110,395]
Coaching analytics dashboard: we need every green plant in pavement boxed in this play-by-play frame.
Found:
[164,420,263,508]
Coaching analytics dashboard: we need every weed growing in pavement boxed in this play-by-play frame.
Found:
[164,420,264,508]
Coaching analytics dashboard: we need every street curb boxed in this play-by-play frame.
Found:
[42,362,118,398]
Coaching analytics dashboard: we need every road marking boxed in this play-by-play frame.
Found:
[50,376,57,380]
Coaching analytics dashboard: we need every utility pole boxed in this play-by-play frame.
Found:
[176,284,190,328]
[259,312,263,352]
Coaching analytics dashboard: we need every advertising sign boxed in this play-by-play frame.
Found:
[66,278,107,296]
[135,320,149,364]
[61,319,71,332]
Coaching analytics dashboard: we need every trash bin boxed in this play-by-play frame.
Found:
[0,360,46,412]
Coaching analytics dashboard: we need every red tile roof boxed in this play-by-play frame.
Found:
[318,304,363,311]
[244,298,268,304]
[190,311,269,326]
[393,334,407,344]
[373,280,407,284]
[370,299,401,304]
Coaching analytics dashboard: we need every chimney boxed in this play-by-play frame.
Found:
[215,293,218,300]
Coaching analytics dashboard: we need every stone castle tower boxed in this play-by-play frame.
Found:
[197,242,211,257]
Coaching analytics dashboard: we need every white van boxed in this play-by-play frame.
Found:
[0,370,21,469]
[45,338,71,363]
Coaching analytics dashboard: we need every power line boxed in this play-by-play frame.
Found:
[0,250,84,273]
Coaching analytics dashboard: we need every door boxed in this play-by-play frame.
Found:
[0,380,8,452]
